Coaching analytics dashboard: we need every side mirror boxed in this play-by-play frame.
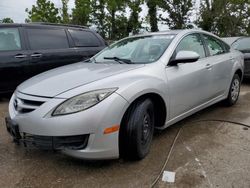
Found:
[169,51,200,66]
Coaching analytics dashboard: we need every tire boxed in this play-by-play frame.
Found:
[119,98,155,160]
[224,74,241,106]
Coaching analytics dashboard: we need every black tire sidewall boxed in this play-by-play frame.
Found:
[134,100,154,157]
[120,98,155,160]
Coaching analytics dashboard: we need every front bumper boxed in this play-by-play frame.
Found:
[7,91,129,160]
[6,117,89,150]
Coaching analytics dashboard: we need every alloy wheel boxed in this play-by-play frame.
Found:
[231,79,240,102]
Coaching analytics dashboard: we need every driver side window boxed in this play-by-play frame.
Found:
[176,34,206,59]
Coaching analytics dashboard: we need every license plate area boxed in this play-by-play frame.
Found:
[5,117,89,150]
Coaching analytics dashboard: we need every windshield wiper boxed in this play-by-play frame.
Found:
[104,57,133,64]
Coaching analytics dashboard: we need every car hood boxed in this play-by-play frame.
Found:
[18,62,144,98]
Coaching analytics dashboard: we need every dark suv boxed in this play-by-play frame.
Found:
[0,23,106,94]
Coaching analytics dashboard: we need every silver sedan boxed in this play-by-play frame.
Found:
[6,29,244,160]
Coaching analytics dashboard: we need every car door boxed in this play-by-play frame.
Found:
[202,34,233,97]
[0,26,30,93]
[166,33,213,119]
[67,29,105,60]
[24,26,80,78]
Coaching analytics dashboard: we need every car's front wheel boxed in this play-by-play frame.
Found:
[224,74,241,106]
[120,98,155,160]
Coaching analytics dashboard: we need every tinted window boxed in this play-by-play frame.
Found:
[203,35,225,56]
[232,38,250,51]
[176,34,206,58]
[68,29,100,47]
[0,28,21,51]
[27,28,69,50]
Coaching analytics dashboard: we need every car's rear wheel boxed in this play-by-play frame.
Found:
[224,74,241,106]
[120,98,155,160]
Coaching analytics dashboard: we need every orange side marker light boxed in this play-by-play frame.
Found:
[104,125,120,134]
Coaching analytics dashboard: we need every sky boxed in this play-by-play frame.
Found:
[0,0,200,30]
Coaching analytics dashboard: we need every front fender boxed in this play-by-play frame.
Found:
[116,76,169,119]
[230,51,244,80]
[226,51,244,95]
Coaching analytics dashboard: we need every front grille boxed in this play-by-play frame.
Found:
[22,133,89,150]
[14,97,45,114]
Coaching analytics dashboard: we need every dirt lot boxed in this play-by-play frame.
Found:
[1,84,250,188]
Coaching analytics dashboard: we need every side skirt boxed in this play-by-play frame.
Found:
[156,95,226,130]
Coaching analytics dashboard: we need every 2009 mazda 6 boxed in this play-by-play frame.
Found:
[6,29,244,160]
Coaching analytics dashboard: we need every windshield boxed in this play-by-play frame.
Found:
[232,37,250,51]
[93,35,176,64]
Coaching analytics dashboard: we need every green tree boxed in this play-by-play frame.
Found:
[198,0,250,36]
[61,0,70,23]
[146,0,159,32]
[25,0,61,23]
[160,0,193,29]
[106,0,127,39]
[198,0,214,32]
[127,0,143,35]
[1,18,14,23]
[115,15,129,39]
[72,0,92,26]
[91,0,107,38]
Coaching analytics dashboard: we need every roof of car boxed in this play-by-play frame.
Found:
[152,29,185,34]
[0,23,89,29]
[129,29,216,38]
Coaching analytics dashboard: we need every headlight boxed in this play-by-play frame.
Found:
[52,88,117,116]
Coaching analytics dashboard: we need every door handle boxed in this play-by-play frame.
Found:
[14,54,27,59]
[205,64,213,70]
[31,53,42,58]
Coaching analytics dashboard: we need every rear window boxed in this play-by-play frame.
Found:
[68,29,100,47]
[27,28,69,50]
[203,35,225,56]
[0,28,21,51]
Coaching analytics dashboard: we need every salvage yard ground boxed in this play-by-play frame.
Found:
[1,83,250,188]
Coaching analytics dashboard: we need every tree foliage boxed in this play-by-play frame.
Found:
[72,0,92,26]
[105,0,127,39]
[25,0,61,23]
[61,0,70,23]
[114,14,129,39]
[160,0,193,29]
[25,0,250,39]
[1,18,14,23]
[198,0,250,36]
[146,0,159,32]
[90,0,129,39]
[91,0,107,38]
[127,0,143,35]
